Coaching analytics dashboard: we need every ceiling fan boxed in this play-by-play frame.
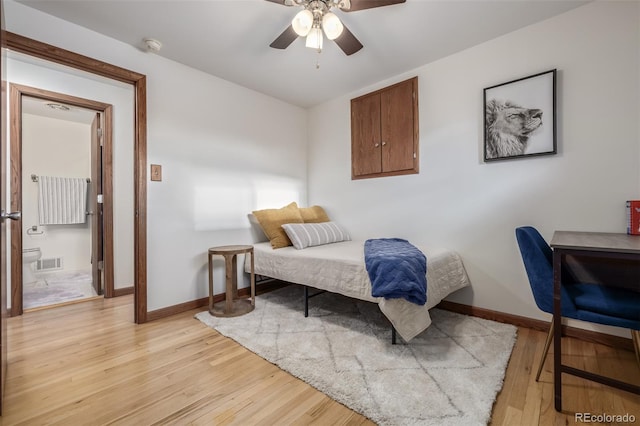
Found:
[266,0,406,56]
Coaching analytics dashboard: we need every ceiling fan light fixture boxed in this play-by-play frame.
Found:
[338,0,351,10]
[270,0,405,55]
[305,26,323,50]
[322,12,343,40]
[292,9,313,36]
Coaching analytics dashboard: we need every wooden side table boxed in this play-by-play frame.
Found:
[208,245,255,317]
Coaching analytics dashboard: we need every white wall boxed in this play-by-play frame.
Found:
[5,0,308,311]
[22,113,91,273]
[7,1,637,334]
[7,55,135,290]
[308,1,640,336]
[144,57,307,308]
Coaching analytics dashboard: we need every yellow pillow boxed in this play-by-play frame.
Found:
[299,205,331,223]
[252,202,304,249]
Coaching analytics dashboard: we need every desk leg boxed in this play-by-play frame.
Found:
[553,249,563,412]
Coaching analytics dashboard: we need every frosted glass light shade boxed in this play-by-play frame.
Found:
[305,27,323,50]
[292,10,313,36]
[322,12,343,40]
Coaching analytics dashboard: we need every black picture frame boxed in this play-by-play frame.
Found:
[483,69,556,162]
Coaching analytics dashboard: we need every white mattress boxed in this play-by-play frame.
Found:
[246,240,470,341]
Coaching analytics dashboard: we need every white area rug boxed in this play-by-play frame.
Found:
[23,270,97,309]
[195,286,517,425]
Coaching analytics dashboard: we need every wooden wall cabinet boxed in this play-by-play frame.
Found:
[351,77,419,179]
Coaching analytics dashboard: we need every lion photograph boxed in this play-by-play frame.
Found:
[483,69,556,161]
[485,99,543,159]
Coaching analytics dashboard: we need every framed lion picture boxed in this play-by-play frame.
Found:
[483,69,556,162]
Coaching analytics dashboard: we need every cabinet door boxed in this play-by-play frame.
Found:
[351,76,418,179]
[351,93,381,177]
[381,79,415,173]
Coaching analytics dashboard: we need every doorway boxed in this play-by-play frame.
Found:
[3,31,147,323]
[10,85,114,314]
[1,22,147,415]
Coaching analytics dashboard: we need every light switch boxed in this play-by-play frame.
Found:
[151,164,162,181]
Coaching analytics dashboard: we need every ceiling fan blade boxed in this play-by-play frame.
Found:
[343,0,406,12]
[334,25,363,56]
[270,25,299,49]
[264,0,289,5]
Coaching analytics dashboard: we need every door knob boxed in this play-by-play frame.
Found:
[0,210,21,221]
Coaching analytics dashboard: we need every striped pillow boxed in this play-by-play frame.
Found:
[281,222,351,250]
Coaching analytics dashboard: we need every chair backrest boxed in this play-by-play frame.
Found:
[515,226,554,314]
[516,226,638,329]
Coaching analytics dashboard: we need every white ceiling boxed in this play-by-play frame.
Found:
[22,94,97,124]
[16,0,587,108]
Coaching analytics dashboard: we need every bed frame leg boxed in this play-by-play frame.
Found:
[391,326,397,345]
[304,286,309,317]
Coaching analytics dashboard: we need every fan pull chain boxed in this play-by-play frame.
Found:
[316,49,321,69]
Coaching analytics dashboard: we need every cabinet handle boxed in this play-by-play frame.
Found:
[374,143,380,147]
[381,141,387,146]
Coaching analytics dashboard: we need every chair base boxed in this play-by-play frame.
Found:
[536,318,555,381]
[535,319,640,382]
[632,330,640,368]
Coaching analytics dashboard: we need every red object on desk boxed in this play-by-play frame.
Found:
[627,200,640,235]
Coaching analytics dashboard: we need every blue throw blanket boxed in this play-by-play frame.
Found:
[364,238,427,306]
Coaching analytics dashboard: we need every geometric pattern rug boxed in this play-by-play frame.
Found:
[195,286,517,425]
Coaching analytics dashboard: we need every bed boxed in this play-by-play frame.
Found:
[244,239,470,342]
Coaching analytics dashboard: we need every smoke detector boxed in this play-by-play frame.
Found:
[143,38,162,53]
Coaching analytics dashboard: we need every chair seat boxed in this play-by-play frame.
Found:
[567,283,640,329]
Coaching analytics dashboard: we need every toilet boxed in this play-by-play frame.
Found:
[22,247,42,285]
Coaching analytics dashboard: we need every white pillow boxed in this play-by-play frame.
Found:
[247,214,269,243]
[281,222,351,250]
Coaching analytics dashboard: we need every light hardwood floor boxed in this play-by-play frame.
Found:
[0,295,638,425]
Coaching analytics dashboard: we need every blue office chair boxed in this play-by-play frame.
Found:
[515,226,640,380]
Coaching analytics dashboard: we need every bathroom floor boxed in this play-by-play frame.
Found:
[23,270,99,310]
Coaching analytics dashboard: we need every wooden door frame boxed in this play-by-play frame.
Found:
[3,31,147,323]
[90,112,104,296]
[0,0,8,414]
[9,84,115,315]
